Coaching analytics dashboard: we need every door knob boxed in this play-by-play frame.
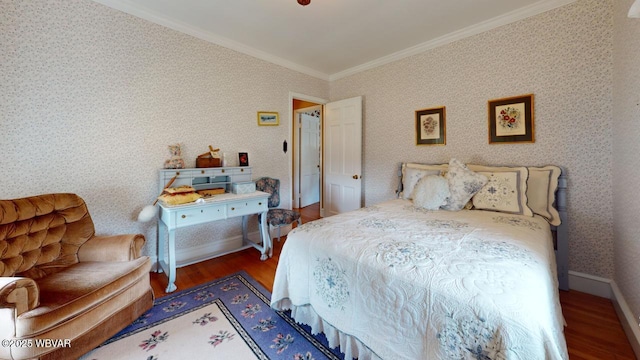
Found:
[352,175,359,179]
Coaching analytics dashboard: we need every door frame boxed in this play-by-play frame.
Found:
[294,105,322,209]
[288,92,327,213]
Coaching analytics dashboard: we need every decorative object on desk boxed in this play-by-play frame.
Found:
[255,177,302,242]
[137,175,178,222]
[80,272,343,360]
[238,152,249,166]
[164,143,186,169]
[196,145,222,168]
[488,94,534,144]
[257,111,279,126]
[222,152,229,166]
[232,181,256,194]
[157,185,202,206]
[415,106,446,145]
[197,188,226,197]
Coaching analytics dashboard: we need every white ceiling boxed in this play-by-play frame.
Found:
[93,0,576,80]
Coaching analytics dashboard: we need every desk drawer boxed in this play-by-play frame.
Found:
[226,199,268,217]
[176,205,225,227]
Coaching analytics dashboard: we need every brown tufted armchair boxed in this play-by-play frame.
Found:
[0,193,154,360]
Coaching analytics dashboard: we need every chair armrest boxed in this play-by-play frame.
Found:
[78,234,146,262]
[0,277,39,316]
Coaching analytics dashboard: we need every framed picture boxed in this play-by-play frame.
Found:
[415,106,446,145]
[257,111,279,126]
[238,152,249,167]
[488,94,534,144]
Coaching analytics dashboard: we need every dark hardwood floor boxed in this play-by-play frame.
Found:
[150,203,636,360]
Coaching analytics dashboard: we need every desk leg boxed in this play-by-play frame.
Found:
[242,213,270,261]
[259,211,270,260]
[156,221,165,273]
[165,228,177,293]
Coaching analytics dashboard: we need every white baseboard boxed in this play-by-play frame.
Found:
[569,271,640,358]
[150,230,262,269]
[568,270,612,298]
[611,282,640,358]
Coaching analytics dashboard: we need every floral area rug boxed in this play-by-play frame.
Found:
[81,272,344,360]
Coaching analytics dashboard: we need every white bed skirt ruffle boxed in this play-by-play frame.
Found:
[273,299,381,360]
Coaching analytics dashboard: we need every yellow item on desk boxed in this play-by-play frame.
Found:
[157,185,202,205]
[197,188,226,197]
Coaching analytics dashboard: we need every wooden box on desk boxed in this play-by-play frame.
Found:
[196,155,221,168]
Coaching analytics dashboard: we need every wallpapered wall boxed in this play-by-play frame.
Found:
[331,0,614,278]
[0,0,329,257]
[613,0,640,331]
[1,0,631,290]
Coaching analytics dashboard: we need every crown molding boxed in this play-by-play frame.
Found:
[329,0,578,81]
[91,0,331,81]
[92,0,577,83]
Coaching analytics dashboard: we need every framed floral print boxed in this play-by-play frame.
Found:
[488,94,534,144]
[415,106,446,146]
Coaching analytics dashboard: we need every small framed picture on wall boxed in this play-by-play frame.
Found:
[257,111,279,126]
[488,94,534,144]
[415,106,446,146]
[238,152,249,167]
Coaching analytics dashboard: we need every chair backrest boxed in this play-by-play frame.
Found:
[0,193,95,279]
[254,177,280,208]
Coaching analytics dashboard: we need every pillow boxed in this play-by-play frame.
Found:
[400,163,447,199]
[440,159,488,211]
[468,164,533,217]
[527,166,562,226]
[411,175,450,210]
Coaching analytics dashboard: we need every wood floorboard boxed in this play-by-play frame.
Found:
[150,202,636,359]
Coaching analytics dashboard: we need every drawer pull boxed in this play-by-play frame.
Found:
[201,170,205,174]
[258,202,262,205]
[240,169,244,172]
[181,215,186,219]
[221,169,225,173]
[231,207,235,211]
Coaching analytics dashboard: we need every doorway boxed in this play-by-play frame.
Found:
[292,98,322,212]
[289,93,362,219]
[295,105,321,208]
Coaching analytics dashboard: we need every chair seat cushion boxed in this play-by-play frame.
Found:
[15,257,150,337]
[267,209,301,226]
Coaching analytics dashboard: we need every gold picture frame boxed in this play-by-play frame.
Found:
[415,106,446,146]
[488,94,534,144]
[257,111,279,126]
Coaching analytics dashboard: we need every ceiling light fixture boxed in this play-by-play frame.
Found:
[297,0,310,6]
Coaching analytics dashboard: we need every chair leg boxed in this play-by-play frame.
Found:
[277,226,282,242]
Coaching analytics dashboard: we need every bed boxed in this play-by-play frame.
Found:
[271,160,569,359]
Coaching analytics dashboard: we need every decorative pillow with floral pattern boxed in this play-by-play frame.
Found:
[440,159,488,211]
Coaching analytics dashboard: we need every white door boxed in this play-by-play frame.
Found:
[300,112,320,207]
[324,96,363,216]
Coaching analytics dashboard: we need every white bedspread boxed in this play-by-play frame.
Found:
[271,199,568,360]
